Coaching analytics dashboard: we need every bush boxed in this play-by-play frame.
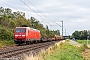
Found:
[0,27,13,40]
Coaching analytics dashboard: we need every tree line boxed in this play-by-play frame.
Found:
[0,7,60,40]
[72,30,90,40]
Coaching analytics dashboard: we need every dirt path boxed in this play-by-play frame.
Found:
[70,40,79,44]
[82,49,90,60]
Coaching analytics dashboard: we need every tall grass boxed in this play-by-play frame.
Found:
[0,40,14,48]
[76,40,90,44]
[45,42,84,60]
[76,40,90,49]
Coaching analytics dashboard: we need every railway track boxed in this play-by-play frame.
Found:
[0,40,61,60]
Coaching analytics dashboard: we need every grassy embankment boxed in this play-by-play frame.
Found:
[45,40,84,60]
[0,40,14,48]
[76,40,90,60]
[76,40,90,44]
[75,40,90,48]
[27,40,85,60]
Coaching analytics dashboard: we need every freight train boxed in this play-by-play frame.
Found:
[51,34,63,40]
[14,27,63,45]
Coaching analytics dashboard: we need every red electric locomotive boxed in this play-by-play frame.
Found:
[14,27,41,45]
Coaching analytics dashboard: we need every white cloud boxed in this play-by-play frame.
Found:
[71,19,86,23]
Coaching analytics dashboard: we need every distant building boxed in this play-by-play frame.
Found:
[63,36,70,39]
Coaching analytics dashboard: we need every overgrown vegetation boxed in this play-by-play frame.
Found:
[0,26,13,40]
[76,40,90,49]
[76,40,90,44]
[46,43,84,60]
[0,40,14,48]
[38,40,84,60]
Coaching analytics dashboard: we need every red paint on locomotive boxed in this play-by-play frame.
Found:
[14,27,41,45]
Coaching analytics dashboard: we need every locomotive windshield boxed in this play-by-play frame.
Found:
[21,28,26,32]
[16,28,26,32]
[16,28,20,32]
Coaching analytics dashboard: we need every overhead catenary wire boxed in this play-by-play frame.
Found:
[20,0,51,26]
[0,0,17,10]
[0,0,61,29]
[53,21,62,27]
[0,0,50,26]
[28,0,55,27]
[28,0,47,18]
[27,0,62,27]
[0,0,51,28]
[0,0,59,27]
[23,0,63,35]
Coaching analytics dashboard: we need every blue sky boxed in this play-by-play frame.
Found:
[0,0,90,35]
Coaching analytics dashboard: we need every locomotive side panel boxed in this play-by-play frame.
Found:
[35,30,41,40]
[28,29,41,41]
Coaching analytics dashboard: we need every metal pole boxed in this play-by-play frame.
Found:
[87,36,89,47]
[87,38,88,47]
[61,20,63,38]
[65,29,66,36]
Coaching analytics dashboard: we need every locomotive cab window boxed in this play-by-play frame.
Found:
[16,28,20,32]
[16,28,26,32]
[21,28,26,32]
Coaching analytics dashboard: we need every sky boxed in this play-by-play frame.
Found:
[0,0,90,36]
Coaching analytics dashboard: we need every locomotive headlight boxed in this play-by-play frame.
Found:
[22,35,25,36]
[15,35,18,36]
[15,35,18,38]
[22,35,25,39]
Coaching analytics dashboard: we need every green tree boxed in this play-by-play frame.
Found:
[72,30,89,40]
